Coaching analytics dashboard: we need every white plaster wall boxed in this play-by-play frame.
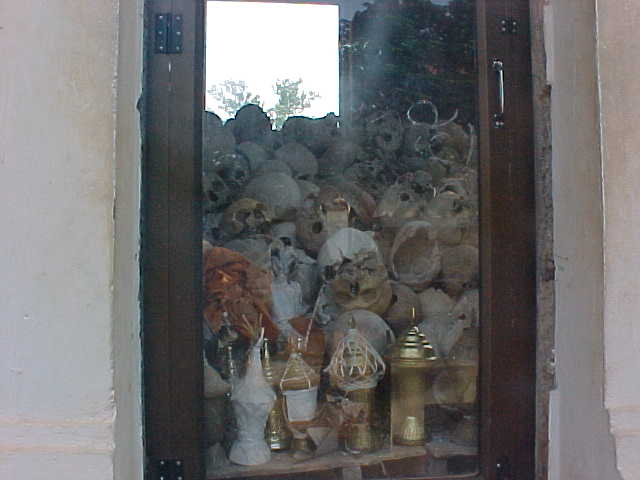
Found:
[112,0,144,479]
[547,1,621,479]
[597,0,640,478]
[0,1,143,479]
[2,1,639,480]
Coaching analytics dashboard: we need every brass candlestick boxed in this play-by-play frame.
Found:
[262,338,292,451]
[390,308,437,446]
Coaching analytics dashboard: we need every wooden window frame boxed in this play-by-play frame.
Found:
[141,1,536,478]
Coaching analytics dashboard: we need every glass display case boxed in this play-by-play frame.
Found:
[141,0,536,478]
[200,1,480,476]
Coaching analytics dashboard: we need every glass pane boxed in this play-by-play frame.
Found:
[201,0,478,477]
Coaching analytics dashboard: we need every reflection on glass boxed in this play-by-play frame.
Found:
[202,0,478,477]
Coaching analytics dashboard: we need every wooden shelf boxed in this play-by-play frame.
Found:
[426,439,477,459]
[210,445,427,479]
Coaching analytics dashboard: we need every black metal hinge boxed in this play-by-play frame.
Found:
[156,459,184,480]
[155,13,183,54]
[499,17,518,35]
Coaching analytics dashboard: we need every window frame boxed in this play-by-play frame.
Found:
[141,1,537,478]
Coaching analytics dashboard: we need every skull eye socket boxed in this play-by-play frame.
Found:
[412,183,426,194]
[400,192,411,201]
[236,211,250,223]
[253,209,265,221]
[280,236,292,247]
[312,221,324,234]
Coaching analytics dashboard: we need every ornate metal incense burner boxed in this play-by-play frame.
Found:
[390,313,437,446]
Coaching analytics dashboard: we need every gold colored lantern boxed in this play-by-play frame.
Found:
[390,319,437,446]
[280,346,320,426]
[325,316,386,453]
[262,338,292,451]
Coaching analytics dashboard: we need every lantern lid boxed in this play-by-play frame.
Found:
[280,351,320,391]
[392,325,437,361]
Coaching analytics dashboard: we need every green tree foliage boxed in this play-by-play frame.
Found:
[269,78,320,129]
[208,80,262,117]
[208,78,320,129]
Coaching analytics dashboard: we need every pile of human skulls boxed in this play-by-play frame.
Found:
[202,101,479,380]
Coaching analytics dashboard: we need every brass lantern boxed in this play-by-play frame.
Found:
[325,316,386,453]
[390,321,437,446]
[262,338,292,451]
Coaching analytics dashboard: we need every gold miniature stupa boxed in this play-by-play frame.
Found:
[390,308,438,446]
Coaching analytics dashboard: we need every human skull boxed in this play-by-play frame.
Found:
[318,139,366,177]
[281,114,338,156]
[295,186,352,255]
[211,153,251,190]
[374,181,430,229]
[258,129,284,153]
[243,172,302,220]
[366,111,403,153]
[222,197,273,235]
[390,220,442,290]
[253,159,292,177]
[203,172,232,212]
[438,122,473,164]
[296,179,320,202]
[440,244,479,297]
[321,181,377,227]
[451,289,479,329]
[343,157,385,185]
[231,104,272,144]
[236,141,269,171]
[274,142,318,180]
[327,250,393,315]
[383,281,423,335]
[296,203,329,255]
[317,228,382,274]
[203,111,236,163]
[418,288,461,357]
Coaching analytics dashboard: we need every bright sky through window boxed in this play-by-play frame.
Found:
[205,1,340,122]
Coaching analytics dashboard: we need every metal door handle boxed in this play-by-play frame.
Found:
[493,59,505,128]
